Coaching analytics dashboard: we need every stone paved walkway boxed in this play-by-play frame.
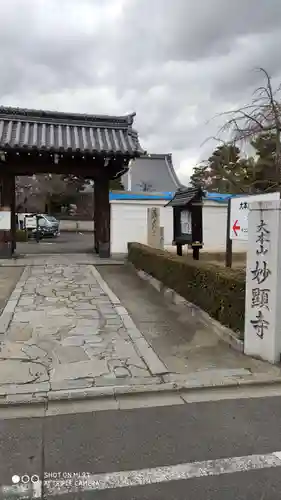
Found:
[0,261,168,403]
[1,255,281,407]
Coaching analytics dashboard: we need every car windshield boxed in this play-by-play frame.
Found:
[45,216,58,222]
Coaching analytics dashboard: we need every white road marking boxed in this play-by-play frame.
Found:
[2,451,281,497]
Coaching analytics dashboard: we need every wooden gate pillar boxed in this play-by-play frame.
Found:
[94,181,100,254]
[0,174,16,257]
[95,177,110,258]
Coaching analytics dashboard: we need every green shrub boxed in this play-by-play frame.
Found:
[128,243,245,334]
[16,229,28,242]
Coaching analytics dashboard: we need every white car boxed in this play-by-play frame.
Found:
[17,213,60,238]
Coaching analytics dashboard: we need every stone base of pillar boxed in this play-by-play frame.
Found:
[0,231,12,258]
[98,241,110,258]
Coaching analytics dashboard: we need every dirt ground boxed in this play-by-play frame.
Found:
[0,266,23,314]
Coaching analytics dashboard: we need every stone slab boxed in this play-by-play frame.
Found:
[54,346,90,363]
[0,360,49,384]
[0,312,13,334]
[133,337,169,375]
[0,382,50,395]
[163,369,252,384]
[50,378,93,391]
[93,376,162,386]
[3,299,19,314]
[0,342,30,360]
[7,324,34,341]
[50,359,109,381]
[90,266,121,304]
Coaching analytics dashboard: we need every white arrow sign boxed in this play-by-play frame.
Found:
[230,192,280,241]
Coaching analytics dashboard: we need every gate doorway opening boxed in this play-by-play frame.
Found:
[0,107,143,258]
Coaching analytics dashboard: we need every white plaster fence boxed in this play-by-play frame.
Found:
[59,220,94,232]
[59,198,248,254]
[109,197,247,254]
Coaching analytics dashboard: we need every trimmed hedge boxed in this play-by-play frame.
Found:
[128,243,245,334]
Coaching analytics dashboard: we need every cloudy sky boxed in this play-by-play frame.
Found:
[1,0,281,184]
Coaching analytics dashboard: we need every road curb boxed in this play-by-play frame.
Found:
[1,375,281,407]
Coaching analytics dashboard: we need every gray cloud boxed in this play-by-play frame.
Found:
[1,0,281,183]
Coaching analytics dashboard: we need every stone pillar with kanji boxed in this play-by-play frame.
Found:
[244,199,281,363]
[147,207,161,248]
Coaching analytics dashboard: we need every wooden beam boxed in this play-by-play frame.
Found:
[3,153,127,179]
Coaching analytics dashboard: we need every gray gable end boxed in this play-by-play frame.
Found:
[122,154,185,192]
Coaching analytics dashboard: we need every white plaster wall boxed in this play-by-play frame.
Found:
[59,200,248,253]
[59,220,94,231]
[110,199,248,254]
[110,199,173,253]
[203,201,247,252]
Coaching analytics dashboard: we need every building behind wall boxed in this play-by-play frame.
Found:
[122,153,185,192]
[71,153,185,219]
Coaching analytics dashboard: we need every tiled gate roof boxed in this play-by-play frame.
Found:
[0,107,144,156]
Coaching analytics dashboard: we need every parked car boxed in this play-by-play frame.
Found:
[17,213,60,238]
[37,215,60,238]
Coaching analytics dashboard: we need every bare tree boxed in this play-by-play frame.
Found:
[218,68,281,188]
[16,176,40,211]
[16,174,86,213]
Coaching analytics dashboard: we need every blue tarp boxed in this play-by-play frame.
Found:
[109,191,244,203]
[109,192,174,201]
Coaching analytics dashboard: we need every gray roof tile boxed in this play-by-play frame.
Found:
[166,187,204,207]
[0,107,143,156]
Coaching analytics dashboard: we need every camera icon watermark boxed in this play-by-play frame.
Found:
[12,474,40,484]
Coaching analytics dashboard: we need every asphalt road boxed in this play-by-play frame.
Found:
[1,396,281,499]
[16,232,95,255]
